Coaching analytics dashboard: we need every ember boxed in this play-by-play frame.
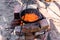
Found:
[22,13,39,22]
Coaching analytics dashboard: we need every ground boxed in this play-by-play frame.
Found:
[0,0,60,40]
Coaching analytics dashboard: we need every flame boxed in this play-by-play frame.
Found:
[22,13,39,22]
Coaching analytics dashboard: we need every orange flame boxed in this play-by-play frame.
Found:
[22,13,39,22]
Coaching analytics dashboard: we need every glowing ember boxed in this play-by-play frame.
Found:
[22,13,39,22]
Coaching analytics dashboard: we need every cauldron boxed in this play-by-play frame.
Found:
[20,9,43,23]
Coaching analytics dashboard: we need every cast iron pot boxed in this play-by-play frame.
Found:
[20,8,43,23]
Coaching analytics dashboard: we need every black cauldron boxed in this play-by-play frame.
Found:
[20,9,44,23]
